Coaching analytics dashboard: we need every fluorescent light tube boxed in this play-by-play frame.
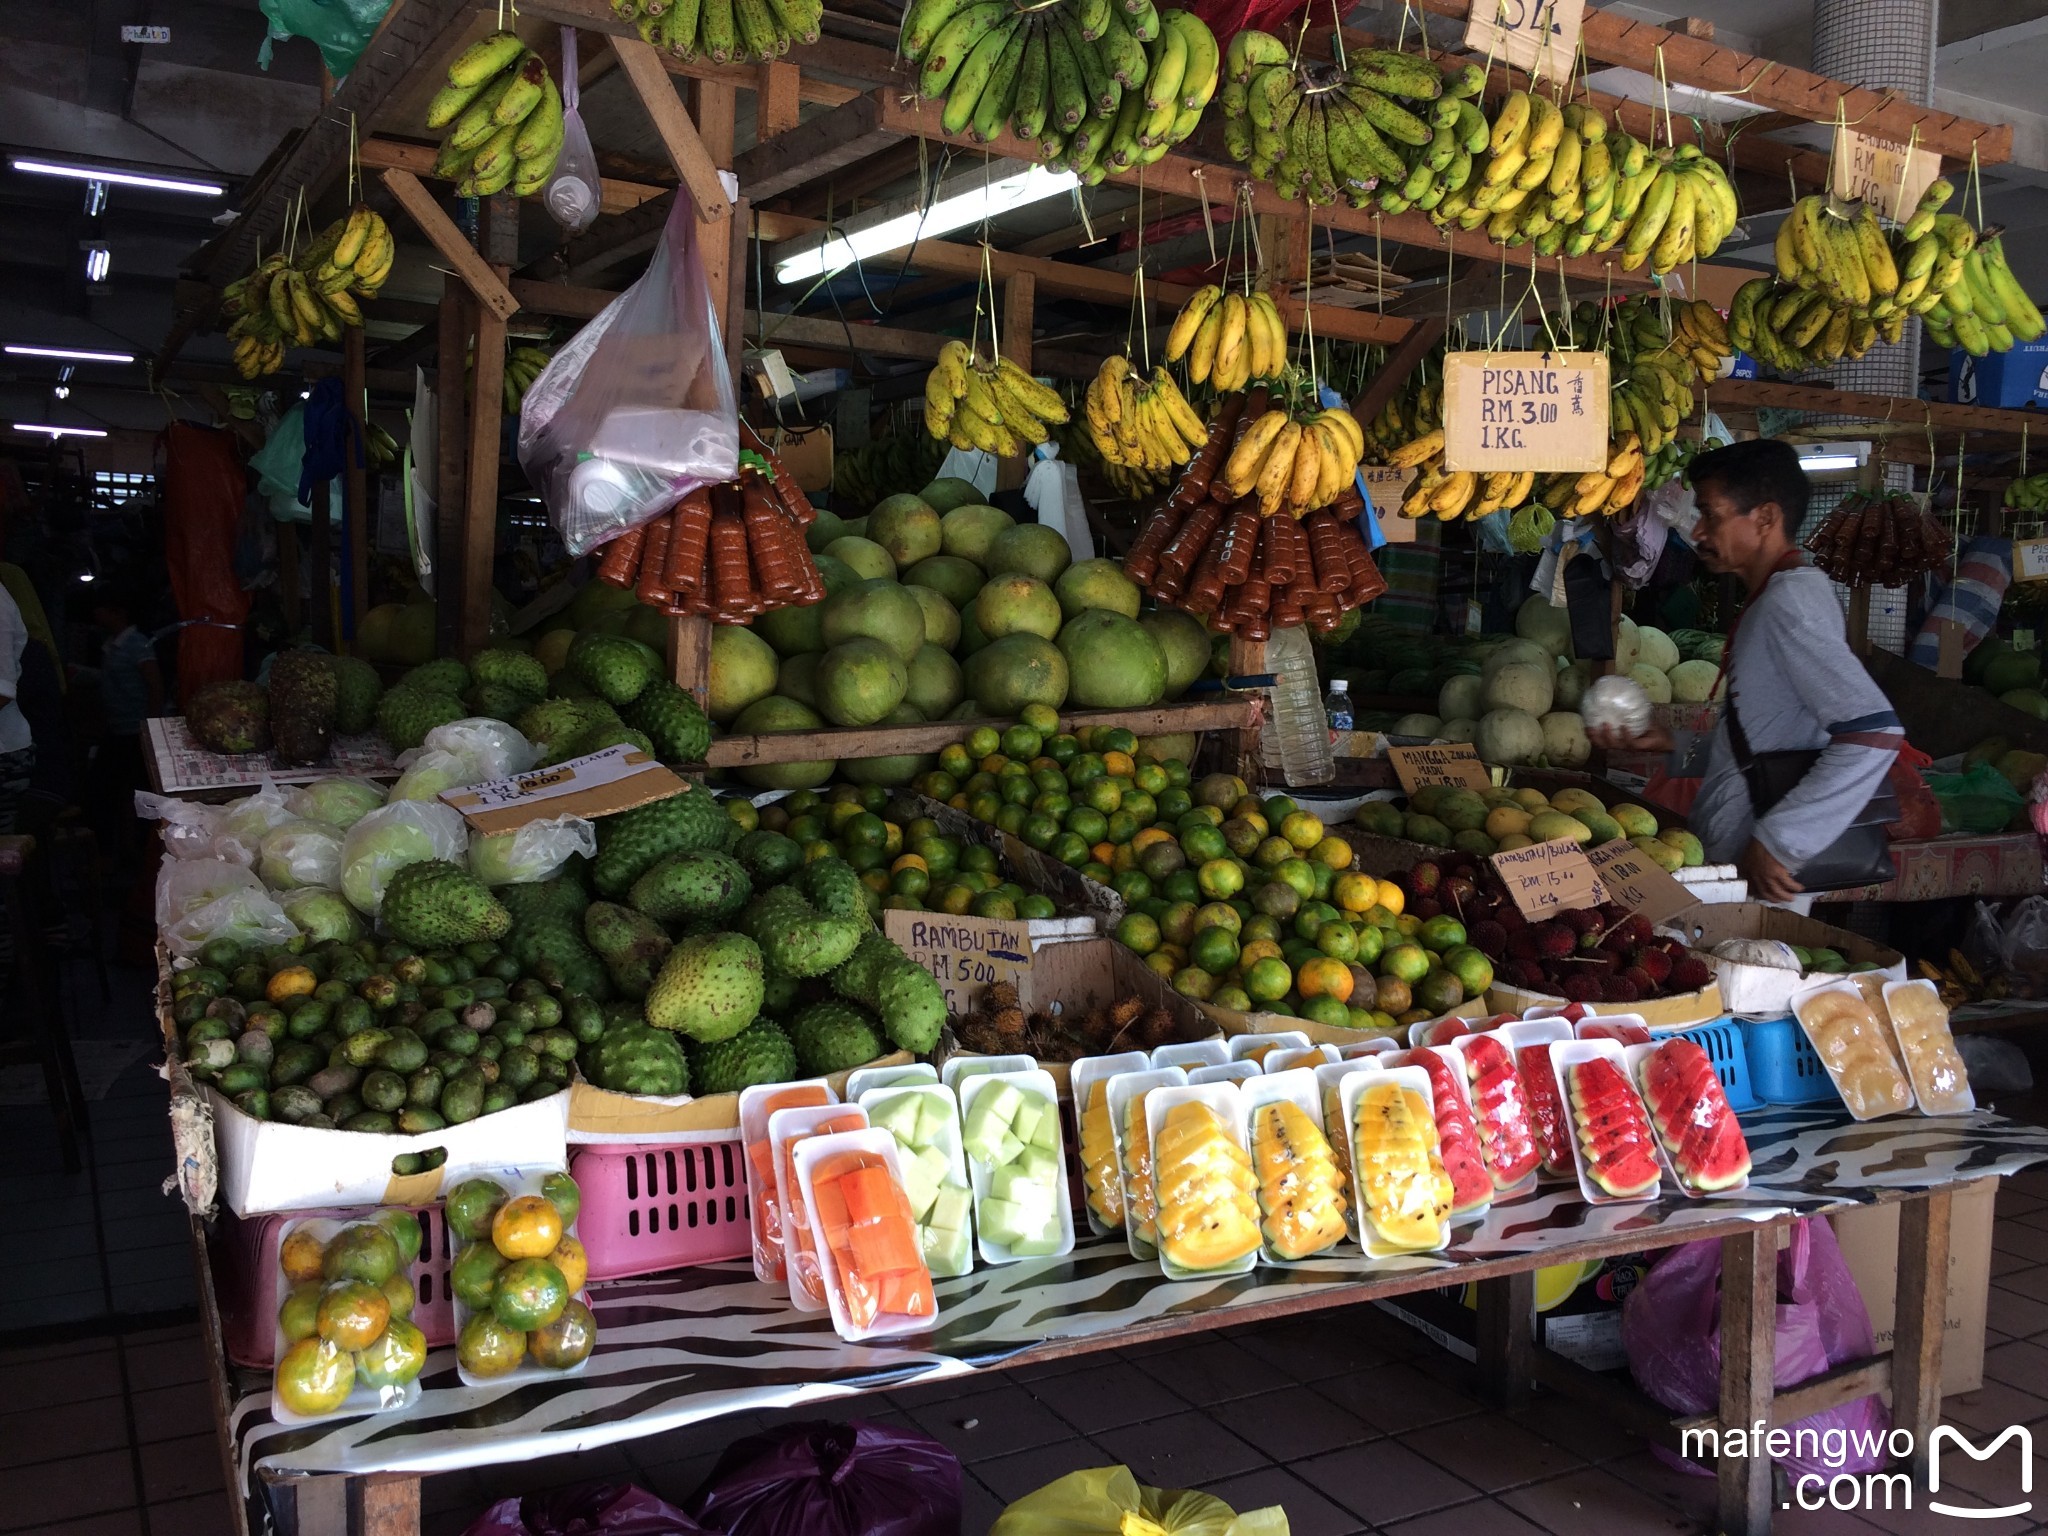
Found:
[13,423,107,438]
[775,164,1078,285]
[6,345,134,364]
[1799,454,1862,472]
[85,247,110,282]
[11,158,222,196]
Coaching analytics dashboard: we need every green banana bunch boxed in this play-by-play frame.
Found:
[612,0,820,64]
[2006,471,2048,514]
[900,0,1217,185]
[830,432,948,513]
[364,421,402,470]
[424,32,564,197]
[220,204,392,379]
[502,344,554,417]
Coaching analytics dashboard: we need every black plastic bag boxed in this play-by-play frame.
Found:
[463,1482,707,1536]
[686,1420,960,1536]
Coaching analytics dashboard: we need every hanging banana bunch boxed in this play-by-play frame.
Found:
[1217,393,1366,519]
[1083,356,1210,474]
[364,421,402,470]
[900,0,1219,186]
[1163,284,1289,391]
[503,344,555,416]
[926,340,1072,455]
[424,32,566,198]
[220,204,392,379]
[613,0,822,63]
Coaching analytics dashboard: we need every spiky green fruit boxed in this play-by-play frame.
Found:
[687,1020,797,1095]
[269,649,338,766]
[329,656,383,735]
[380,860,511,948]
[588,1021,688,1096]
[627,850,752,924]
[402,658,470,697]
[568,633,661,707]
[787,1000,885,1076]
[471,648,547,700]
[375,686,466,752]
[583,901,672,999]
[591,780,731,897]
[645,931,765,1043]
[738,886,863,978]
[624,680,712,763]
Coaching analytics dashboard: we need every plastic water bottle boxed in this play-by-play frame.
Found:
[1324,678,1353,735]
[1265,625,1336,786]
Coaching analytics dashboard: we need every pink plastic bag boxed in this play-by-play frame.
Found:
[1621,1218,1889,1479]
[685,1421,960,1536]
[462,1482,706,1535]
[517,187,739,556]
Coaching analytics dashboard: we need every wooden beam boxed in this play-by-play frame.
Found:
[342,327,369,639]
[508,277,614,321]
[730,94,899,204]
[757,60,802,138]
[379,170,519,322]
[614,38,733,222]
[1351,315,1447,433]
[434,281,469,660]
[1408,0,2010,164]
[1004,272,1036,375]
[745,310,948,361]
[705,699,1256,768]
[465,281,508,657]
[357,136,665,217]
[1893,1189,1953,1484]
[1698,376,2046,439]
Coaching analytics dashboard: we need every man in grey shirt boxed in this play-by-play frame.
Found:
[1592,439,1902,902]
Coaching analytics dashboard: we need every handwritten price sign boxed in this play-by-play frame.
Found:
[1831,125,1941,222]
[1489,837,1605,919]
[1443,352,1610,473]
[1463,0,1585,82]
[883,911,1031,1019]
[1388,743,1491,792]
[1586,841,1697,926]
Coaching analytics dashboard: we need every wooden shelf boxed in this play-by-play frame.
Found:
[703,697,1256,770]
[1696,377,2048,442]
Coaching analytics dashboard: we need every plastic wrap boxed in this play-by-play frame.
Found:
[212,785,297,866]
[134,792,223,859]
[541,28,602,235]
[469,816,597,885]
[156,861,298,956]
[277,886,365,944]
[338,800,469,916]
[1926,761,2024,835]
[517,188,739,556]
[257,818,345,890]
[424,717,539,780]
[685,1421,960,1536]
[1581,674,1654,737]
[286,776,388,829]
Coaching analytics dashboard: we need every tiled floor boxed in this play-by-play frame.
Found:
[11,948,2048,1533]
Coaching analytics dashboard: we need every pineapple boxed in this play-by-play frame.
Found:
[1078,1081,1124,1230]
[1251,1101,1348,1260]
[1154,1102,1262,1272]
[1350,1081,1455,1253]
[1121,1091,1162,1252]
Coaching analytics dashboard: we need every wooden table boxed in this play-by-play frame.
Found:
[180,1106,2048,1536]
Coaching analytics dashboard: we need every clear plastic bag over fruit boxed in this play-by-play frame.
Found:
[156,861,298,956]
[1581,674,1654,737]
[517,185,739,556]
[134,792,223,859]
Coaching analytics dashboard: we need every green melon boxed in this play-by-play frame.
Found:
[920,477,983,513]
[1140,609,1211,699]
[906,585,960,651]
[841,703,934,786]
[755,599,824,657]
[819,579,926,662]
[974,574,1063,640]
[984,523,1072,584]
[866,495,943,568]
[1054,558,1141,620]
[964,633,1069,713]
[707,627,778,723]
[822,536,895,581]
[815,638,909,726]
[777,652,822,709]
[905,644,964,718]
[1057,610,1167,708]
[729,696,835,789]
[940,504,1011,567]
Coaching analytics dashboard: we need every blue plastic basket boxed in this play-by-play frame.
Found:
[1664,1017,1760,1112]
[1742,1015,1838,1106]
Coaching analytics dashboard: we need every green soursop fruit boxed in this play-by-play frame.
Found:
[829,931,944,1052]
[329,656,383,734]
[380,860,512,948]
[517,697,619,757]
[787,999,885,1075]
[734,830,804,886]
[592,780,732,896]
[403,658,470,697]
[628,850,752,924]
[588,1021,688,1096]
[583,901,673,1000]
[568,633,661,706]
[687,1020,797,1095]
[506,915,610,1001]
[738,886,863,978]
[572,723,655,759]
[761,965,800,1015]
[496,873,590,927]
[829,931,900,1004]
[269,649,338,766]
[472,648,548,701]
[376,687,466,752]
[625,681,712,763]
[466,680,539,721]
[798,858,870,923]
[186,679,270,754]
[645,932,766,1043]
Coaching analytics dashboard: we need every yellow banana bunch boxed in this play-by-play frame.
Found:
[1220,405,1364,517]
[1083,356,1209,472]
[364,421,402,470]
[928,341,1072,455]
[219,205,392,379]
[425,31,565,198]
[1166,284,1289,389]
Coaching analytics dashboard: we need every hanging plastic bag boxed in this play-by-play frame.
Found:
[462,1482,706,1536]
[258,818,345,890]
[134,792,224,859]
[157,862,299,956]
[212,785,297,866]
[1621,1219,1888,1480]
[469,816,597,886]
[424,718,539,780]
[1998,895,2048,996]
[1886,744,1941,842]
[991,1465,1289,1536]
[338,800,469,916]
[543,28,603,235]
[249,404,340,523]
[1926,761,2024,835]
[518,187,740,556]
[684,1421,960,1536]
[257,0,394,76]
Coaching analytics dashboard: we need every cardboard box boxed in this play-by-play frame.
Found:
[1829,1181,1993,1396]
[1949,344,2048,410]
[1487,977,1725,1028]
[567,1052,913,1141]
[1662,903,1905,1019]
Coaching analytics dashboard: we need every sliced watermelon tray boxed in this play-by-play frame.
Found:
[1550,1041,1665,1204]
[1629,1038,1753,1196]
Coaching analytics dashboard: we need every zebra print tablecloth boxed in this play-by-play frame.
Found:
[226,1105,2048,1487]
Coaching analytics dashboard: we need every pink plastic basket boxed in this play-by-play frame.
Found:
[213,1206,457,1369]
[571,1137,750,1281]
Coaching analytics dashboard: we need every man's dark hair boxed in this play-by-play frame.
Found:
[1687,438,1809,532]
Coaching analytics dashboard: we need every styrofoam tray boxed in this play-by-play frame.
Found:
[856,1084,974,1278]
[449,1171,593,1390]
[792,1127,940,1343]
[1144,1082,1259,1281]
[1548,1039,1664,1207]
[270,1214,423,1424]
[1335,1038,1400,1060]
[1576,1013,1651,1044]
[1242,1068,1347,1265]
[1314,1059,1379,1241]
[1265,1045,1339,1073]
[1382,1046,1490,1226]
[847,1063,938,1099]
[1230,1031,1310,1064]
[1623,1039,1749,1198]
[1881,979,1976,1117]
[1189,1061,1264,1086]
[1443,1028,1541,1200]
[1339,1065,1453,1257]
[1068,1052,1150,1239]
[1153,1040,1230,1071]
[768,1102,870,1310]
[1789,977,1916,1121]
[739,1080,837,1284]
[1107,1066,1186,1261]
[1503,1019,1576,1181]
[958,1068,1075,1266]
[942,1053,1034,1092]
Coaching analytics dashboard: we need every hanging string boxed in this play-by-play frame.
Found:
[1192,166,1217,265]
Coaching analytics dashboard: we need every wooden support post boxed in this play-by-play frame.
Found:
[278,522,302,636]
[1475,1270,1535,1410]
[434,280,470,660]
[1717,1227,1777,1536]
[1894,1189,1952,1485]
[998,272,1036,492]
[1226,634,1266,778]
[464,277,508,657]
[380,170,519,322]
[308,480,334,650]
[757,60,802,138]
[359,1476,421,1536]
[614,38,733,221]
[1847,584,1872,658]
[343,326,370,639]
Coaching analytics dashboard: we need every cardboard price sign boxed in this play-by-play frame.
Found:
[1443,352,1610,473]
[1489,837,1604,918]
[882,910,1030,1019]
[1831,125,1941,223]
[1587,841,1698,926]
[1463,0,1584,82]
[1388,743,1491,792]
